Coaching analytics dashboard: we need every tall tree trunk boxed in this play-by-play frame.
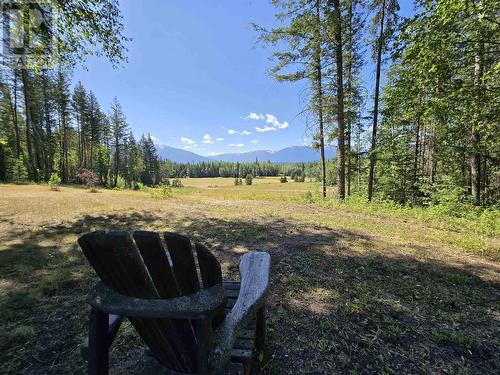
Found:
[114,139,119,188]
[10,70,21,158]
[42,72,53,175]
[76,111,82,168]
[21,69,35,179]
[315,0,327,199]
[412,115,421,206]
[63,112,69,182]
[333,0,346,200]
[346,0,354,196]
[470,44,483,205]
[367,0,386,201]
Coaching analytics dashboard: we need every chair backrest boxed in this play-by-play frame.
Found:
[78,230,224,373]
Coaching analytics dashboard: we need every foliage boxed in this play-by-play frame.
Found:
[48,173,62,191]
[280,176,288,183]
[234,178,242,186]
[171,179,183,188]
[245,174,253,185]
[20,0,129,70]
[150,185,173,199]
[77,169,99,189]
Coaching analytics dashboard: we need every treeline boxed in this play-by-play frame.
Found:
[164,160,321,179]
[259,0,499,206]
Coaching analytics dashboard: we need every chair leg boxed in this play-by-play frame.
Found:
[255,306,266,352]
[88,307,110,375]
[196,318,212,375]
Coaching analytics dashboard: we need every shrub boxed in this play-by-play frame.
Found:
[294,174,305,182]
[280,176,288,183]
[150,185,172,199]
[77,169,99,189]
[133,182,144,191]
[234,178,243,186]
[115,176,126,189]
[171,178,183,188]
[245,174,253,185]
[48,173,61,191]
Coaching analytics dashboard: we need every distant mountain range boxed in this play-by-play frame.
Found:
[156,145,336,164]
[156,145,210,163]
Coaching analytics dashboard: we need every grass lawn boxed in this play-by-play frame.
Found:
[0,180,499,374]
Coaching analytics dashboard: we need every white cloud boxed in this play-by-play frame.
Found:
[228,129,252,135]
[228,143,244,148]
[265,114,289,129]
[202,134,214,144]
[243,112,265,121]
[251,140,259,144]
[216,137,224,142]
[150,135,160,143]
[244,112,289,131]
[256,126,277,133]
[181,137,195,145]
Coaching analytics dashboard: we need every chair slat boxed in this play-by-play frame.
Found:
[195,243,223,288]
[133,231,179,297]
[195,242,226,328]
[164,232,200,295]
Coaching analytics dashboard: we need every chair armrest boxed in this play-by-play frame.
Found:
[87,282,227,319]
[209,251,270,369]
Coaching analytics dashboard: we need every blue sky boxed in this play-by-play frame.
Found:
[74,0,414,156]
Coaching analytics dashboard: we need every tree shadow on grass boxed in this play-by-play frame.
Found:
[0,211,498,374]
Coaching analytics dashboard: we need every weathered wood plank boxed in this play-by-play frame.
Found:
[233,338,254,350]
[236,329,255,340]
[195,243,223,288]
[195,242,226,328]
[223,281,241,290]
[81,314,123,360]
[230,349,253,362]
[87,282,226,319]
[133,231,178,297]
[88,307,110,375]
[164,233,200,295]
[209,252,270,369]
[224,289,240,298]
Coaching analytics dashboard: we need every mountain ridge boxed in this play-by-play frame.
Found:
[156,145,336,163]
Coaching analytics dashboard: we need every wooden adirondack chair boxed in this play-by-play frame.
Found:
[78,231,270,375]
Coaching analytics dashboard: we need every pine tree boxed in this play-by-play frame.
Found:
[366,0,400,201]
[54,70,72,182]
[109,97,128,188]
[255,0,329,197]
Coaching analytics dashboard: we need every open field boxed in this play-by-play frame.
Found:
[1,180,499,374]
